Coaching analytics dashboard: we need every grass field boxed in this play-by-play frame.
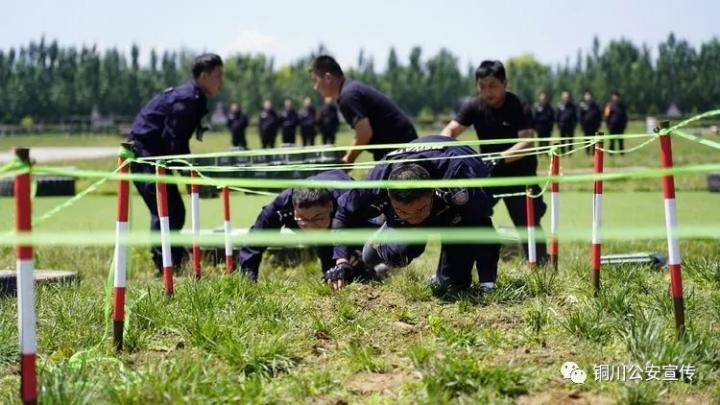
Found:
[1,121,719,403]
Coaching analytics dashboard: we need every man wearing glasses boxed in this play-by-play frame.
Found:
[327,135,499,293]
[238,169,381,283]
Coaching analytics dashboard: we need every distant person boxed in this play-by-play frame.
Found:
[319,96,339,145]
[128,53,223,275]
[532,92,554,148]
[280,98,299,145]
[298,97,317,146]
[226,103,249,148]
[604,90,628,154]
[309,55,417,162]
[579,91,602,156]
[556,91,578,154]
[258,99,281,149]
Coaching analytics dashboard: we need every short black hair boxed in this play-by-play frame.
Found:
[192,53,223,78]
[310,55,344,78]
[611,90,621,97]
[475,60,506,82]
[292,188,333,209]
[387,164,433,203]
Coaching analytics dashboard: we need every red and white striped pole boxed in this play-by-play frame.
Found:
[549,153,560,271]
[526,186,537,270]
[222,186,235,273]
[112,145,132,351]
[190,171,201,279]
[14,148,37,404]
[156,163,173,296]
[657,120,685,336]
[591,137,604,295]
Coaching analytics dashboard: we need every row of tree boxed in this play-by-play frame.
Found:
[0,33,718,125]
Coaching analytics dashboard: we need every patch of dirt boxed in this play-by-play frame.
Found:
[311,330,336,356]
[516,389,614,405]
[346,371,413,394]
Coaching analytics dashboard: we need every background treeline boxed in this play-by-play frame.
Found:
[0,33,718,126]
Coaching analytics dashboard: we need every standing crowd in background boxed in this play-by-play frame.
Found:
[225,96,340,149]
[532,89,628,155]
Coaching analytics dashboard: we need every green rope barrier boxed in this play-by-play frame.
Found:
[28,162,720,190]
[672,129,720,151]
[135,132,657,162]
[0,225,717,247]
[31,159,131,228]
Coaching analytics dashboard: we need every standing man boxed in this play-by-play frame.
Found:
[605,90,628,154]
[298,97,318,146]
[328,136,498,292]
[579,91,602,156]
[128,53,223,275]
[441,60,548,265]
[280,98,299,145]
[227,102,249,148]
[556,91,578,154]
[319,96,339,145]
[259,99,280,149]
[310,55,417,162]
[533,92,554,149]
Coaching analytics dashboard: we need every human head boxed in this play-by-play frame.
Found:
[387,164,433,225]
[230,103,240,113]
[291,188,334,230]
[284,98,294,110]
[611,90,621,103]
[263,99,273,110]
[309,55,344,99]
[539,92,549,105]
[192,53,224,97]
[475,60,507,108]
[561,91,571,103]
[303,97,312,107]
[583,91,593,103]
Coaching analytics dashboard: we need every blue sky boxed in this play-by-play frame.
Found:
[2,0,718,69]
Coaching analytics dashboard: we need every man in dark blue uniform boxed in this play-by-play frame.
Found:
[310,55,417,162]
[579,91,602,156]
[441,60,548,265]
[239,170,380,282]
[298,97,317,146]
[533,92,554,148]
[259,99,281,149]
[319,96,339,145]
[227,102,249,148]
[280,98,299,145]
[128,53,223,274]
[556,91,578,154]
[604,90,628,154]
[327,136,499,292]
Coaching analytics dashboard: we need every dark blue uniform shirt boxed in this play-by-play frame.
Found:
[259,108,281,136]
[337,79,418,160]
[556,102,578,129]
[533,103,555,134]
[455,92,535,177]
[239,170,354,275]
[129,80,208,157]
[299,106,317,130]
[332,135,493,260]
[319,103,339,133]
[580,100,602,133]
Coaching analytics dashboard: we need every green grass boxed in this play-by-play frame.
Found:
[0,121,719,403]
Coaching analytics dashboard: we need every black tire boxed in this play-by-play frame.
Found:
[0,176,75,197]
[708,173,720,192]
